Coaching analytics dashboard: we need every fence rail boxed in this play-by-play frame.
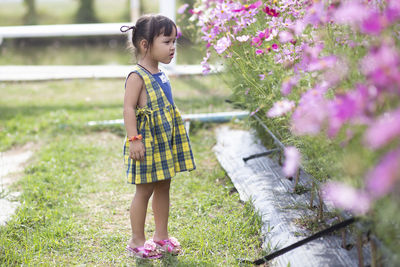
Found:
[0,64,224,81]
[0,23,128,40]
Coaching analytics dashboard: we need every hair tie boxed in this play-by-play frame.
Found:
[120,25,136,33]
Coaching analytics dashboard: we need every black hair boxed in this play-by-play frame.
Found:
[120,14,177,57]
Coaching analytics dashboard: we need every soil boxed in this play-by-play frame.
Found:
[0,142,38,226]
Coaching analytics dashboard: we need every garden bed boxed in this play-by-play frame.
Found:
[182,1,400,264]
[214,126,371,266]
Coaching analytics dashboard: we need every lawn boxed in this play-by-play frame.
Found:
[0,38,206,66]
[0,0,205,66]
[0,0,157,26]
[0,1,266,265]
[0,75,266,266]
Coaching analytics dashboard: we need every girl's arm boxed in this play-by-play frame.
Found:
[123,73,145,161]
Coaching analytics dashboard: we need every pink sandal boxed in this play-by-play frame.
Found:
[154,237,182,255]
[126,240,163,259]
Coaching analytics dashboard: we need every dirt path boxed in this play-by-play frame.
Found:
[0,142,38,226]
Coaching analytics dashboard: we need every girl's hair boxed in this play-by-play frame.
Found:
[120,14,177,56]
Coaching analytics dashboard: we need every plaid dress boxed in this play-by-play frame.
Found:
[123,65,196,184]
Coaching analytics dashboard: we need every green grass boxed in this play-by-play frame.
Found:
[0,40,206,66]
[0,75,266,265]
[0,0,205,66]
[0,40,130,65]
[0,75,233,152]
[0,0,158,26]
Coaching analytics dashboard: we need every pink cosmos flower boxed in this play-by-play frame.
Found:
[328,84,369,137]
[322,182,371,214]
[236,35,250,42]
[365,148,400,198]
[333,1,369,26]
[282,146,301,177]
[361,3,400,35]
[251,36,262,47]
[189,8,202,16]
[251,29,270,47]
[258,29,269,40]
[296,43,325,72]
[214,36,231,54]
[233,0,262,13]
[256,49,264,55]
[361,11,387,35]
[322,59,349,87]
[291,86,328,135]
[202,33,215,43]
[279,31,294,43]
[271,43,279,51]
[267,99,295,117]
[215,3,234,21]
[361,42,400,92]
[291,20,306,35]
[202,63,211,75]
[364,108,400,149]
[303,43,324,60]
[274,53,283,64]
[176,26,182,39]
[237,16,257,31]
[387,1,400,22]
[201,50,211,75]
[263,6,280,17]
[281,75,299,96]
[307,55,337,72]
[302,2,328,27]
[202,26,219,43]
[178,4,189,14]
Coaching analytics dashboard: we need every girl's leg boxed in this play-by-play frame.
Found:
[128,183,155,249]
[152,179,171,241]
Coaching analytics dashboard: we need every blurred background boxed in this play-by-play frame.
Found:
[0,0,204,65]
[0,0,232,151]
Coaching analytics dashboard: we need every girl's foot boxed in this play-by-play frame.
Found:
[126,240,163,259]
[154,237,182,255]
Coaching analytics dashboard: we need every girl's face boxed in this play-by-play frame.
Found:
[149,27,177,64]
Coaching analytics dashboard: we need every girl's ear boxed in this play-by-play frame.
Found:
[139,39,149,52]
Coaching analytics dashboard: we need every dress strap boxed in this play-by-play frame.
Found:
[134,65,172,111]
[124,65,155,110]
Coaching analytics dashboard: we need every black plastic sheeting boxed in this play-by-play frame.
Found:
[213,126,371,267]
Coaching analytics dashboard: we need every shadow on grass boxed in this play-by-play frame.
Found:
[131,255,215,267]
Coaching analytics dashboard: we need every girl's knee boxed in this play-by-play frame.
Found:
[135,184,155,199]
[154,179,171,192]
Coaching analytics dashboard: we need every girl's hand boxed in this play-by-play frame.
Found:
[129,140,145,161]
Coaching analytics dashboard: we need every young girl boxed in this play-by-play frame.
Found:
[120,14,196,259]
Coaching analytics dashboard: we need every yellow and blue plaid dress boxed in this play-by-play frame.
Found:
[124,65,196,184]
